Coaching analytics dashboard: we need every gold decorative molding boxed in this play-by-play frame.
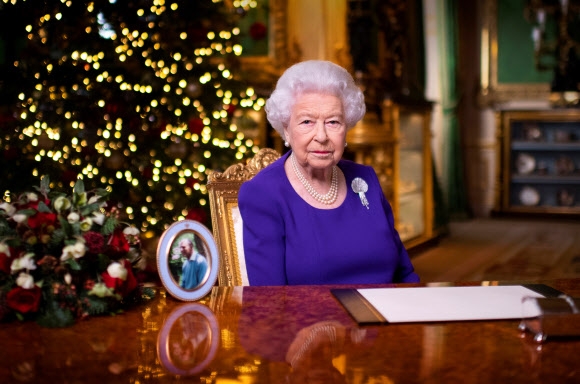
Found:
[208,148,280,183]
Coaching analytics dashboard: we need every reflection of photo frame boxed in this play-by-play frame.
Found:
[157,220,219,301]
[480,0,551,104]
[157,303,219,376]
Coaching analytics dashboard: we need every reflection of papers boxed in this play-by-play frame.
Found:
[357,286,545,323]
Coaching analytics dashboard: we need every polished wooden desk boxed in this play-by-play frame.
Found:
[1,279,579,383]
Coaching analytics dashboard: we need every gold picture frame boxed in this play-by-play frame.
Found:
[479,0,551,105]
[233,0,290,89]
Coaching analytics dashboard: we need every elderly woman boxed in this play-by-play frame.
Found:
[238,60,419,285]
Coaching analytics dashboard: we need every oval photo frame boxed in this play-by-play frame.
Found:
[157,220,219,301]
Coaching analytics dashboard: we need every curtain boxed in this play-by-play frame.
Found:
[424,0,468,220]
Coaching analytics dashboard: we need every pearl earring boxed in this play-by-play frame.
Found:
[284,141,289,147]
[344,142,348,148]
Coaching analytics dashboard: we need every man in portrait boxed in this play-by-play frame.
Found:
[179,237,209,289]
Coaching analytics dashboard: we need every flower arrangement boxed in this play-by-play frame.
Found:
[0,176,153,327]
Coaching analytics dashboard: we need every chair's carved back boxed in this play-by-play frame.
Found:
[207,148,280,286]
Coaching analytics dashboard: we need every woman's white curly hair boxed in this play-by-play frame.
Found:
[265,60,366,140]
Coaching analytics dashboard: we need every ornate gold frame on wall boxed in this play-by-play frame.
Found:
[479,0,550,105]
[236,0,290,90]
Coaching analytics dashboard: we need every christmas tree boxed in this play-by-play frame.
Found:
[0,0,268,236]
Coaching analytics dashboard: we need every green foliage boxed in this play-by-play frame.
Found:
[73,179,85,195]
[48,228,66,249]
[84,295,111,317]
[36,299,76,328]
[101,217,118,235]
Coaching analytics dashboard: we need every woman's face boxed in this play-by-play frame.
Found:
[284,92,346,172]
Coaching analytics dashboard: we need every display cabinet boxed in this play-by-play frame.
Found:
[496,109,580,215]
[346,99,434,249]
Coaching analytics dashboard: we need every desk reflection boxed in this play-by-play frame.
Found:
[1,280,579,383]
[285,321,370,384]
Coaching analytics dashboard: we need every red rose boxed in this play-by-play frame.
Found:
[28,212,58,229]
[83,231,105,255]
[6,286,42,314]
[0,246,14,274]
[101,260,138,297]
[107,229,130,259]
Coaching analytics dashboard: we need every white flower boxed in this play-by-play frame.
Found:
[88,195,100,205]
[25,193,38,202]
[61,241,86,261]
[12,213,28,224]
[53,196,71,213]
[0,202,16,217]
[11,253,37,273]
[64,273,72,285]
[67,212,80,223]
[88,195,106,207]
[0,243,10,257]
[16,272,35,289]
[123,226,139,236]
[80,217,93,232]
[106,262,128,281]
[91,212,105,226]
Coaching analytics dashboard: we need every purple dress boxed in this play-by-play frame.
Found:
[238,151,420,286]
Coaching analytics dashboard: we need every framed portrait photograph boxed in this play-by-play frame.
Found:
[157,303,220,376]
[157,220,219,301]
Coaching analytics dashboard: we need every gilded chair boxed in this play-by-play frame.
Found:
[207,148,281,286]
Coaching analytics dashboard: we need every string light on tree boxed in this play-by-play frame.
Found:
[0,0,268,236]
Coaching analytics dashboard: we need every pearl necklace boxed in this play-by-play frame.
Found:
[291,153,338,205]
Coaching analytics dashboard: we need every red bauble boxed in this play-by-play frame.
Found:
[142,166,153,179]
[186,207,207,224]
[187,26,209,43]
[226,104,236,117]
[3,148,19,161]
[0,112,16,125]
[188,118,204,135]
[62,170,78,185]
[249,21,267,40]
[186,177,199,188]
[105,102,121,117]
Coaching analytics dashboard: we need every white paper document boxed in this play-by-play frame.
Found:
[357,285,545,323]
